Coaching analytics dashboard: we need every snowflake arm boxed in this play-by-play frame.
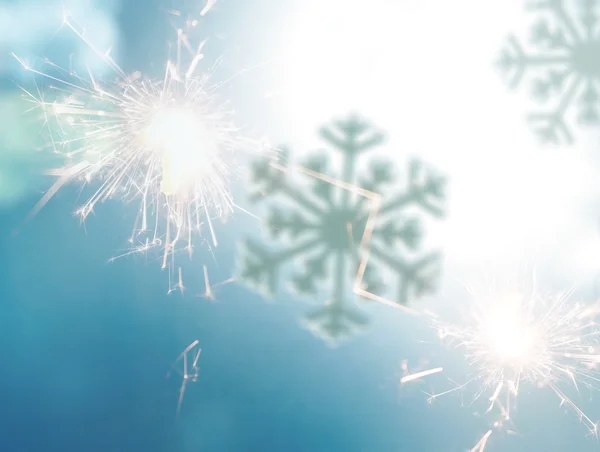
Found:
[497,0,600,143]
[302,300,369,347]
[367,247,442,304]
[319,115,386,160]
[249,149,326,216]
[378,159,446,218]
[238,237,323,298]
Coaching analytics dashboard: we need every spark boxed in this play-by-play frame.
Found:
[469,429,492,452]
[202,264,215,300]
[168,339,202,417]
[201,0,217,16]
[198,264,235,301]
[400,366,443,384]
[430,286,600,445]
[14,6,264,287]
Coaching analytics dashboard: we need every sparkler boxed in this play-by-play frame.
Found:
[13,1,264,288]
[410,285,600,450]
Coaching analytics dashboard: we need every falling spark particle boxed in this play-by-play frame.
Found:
[198,265,235,301]
[201,0,217,16]
[168,340,202,417]
[202,265,214,300]
[470,429,492,452]
[400,367,443,384]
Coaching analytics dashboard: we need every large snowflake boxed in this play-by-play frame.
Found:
[237,114,446,346]
[498,0,600,143]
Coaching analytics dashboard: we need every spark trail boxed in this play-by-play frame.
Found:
[400,366,443,384]
[168,339,202,416]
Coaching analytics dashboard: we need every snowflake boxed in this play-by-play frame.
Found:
[498,0,600,143]
[238,114,446,346]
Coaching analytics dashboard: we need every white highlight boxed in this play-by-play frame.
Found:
[277,0,600,281]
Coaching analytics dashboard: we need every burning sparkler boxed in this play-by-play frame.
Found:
[404,284,600,450]
[13,1,264,288]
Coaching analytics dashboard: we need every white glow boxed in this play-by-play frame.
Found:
[146,107,217,196]
[277,0,600,282]
[481,296,536,362]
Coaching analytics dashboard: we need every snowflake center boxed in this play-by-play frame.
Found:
[571,41,600,77]
[321,208,365,251]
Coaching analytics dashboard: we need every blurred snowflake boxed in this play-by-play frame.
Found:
[237,114,446,346]
[498,0,600,144]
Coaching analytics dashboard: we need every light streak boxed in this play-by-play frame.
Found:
[198,264,235,301]
[400,367,443,384]
[267,159,424,317]
[266,158,423,317]
[469,429,492,452]
[168,339,202,417]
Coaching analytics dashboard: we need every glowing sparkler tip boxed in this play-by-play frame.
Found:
[144,106,220,196]
[480,294,537,363]
[432,286,600,438]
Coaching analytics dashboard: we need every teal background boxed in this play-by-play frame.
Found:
[2,1,600,451]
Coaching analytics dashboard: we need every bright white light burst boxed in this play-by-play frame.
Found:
[431,288,600,442]
[14,6,261,289]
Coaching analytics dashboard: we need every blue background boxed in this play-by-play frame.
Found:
[1,1,600,451]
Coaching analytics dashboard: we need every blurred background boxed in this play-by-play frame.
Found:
[2,0,600,450]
